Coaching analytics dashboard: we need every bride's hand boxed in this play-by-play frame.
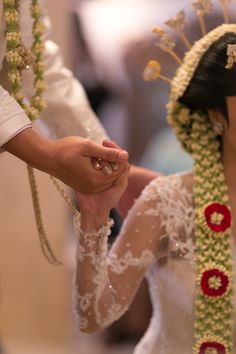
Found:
[76,162,130,224]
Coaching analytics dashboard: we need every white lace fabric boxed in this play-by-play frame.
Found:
[74,179,167,332]
[74,172,236,354]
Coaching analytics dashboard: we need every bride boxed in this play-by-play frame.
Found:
[74,4,236,354]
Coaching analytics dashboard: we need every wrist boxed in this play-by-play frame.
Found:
[80,209,110,231]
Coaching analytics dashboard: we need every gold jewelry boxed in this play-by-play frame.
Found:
[91,158,103,170]
[226,43,236,68]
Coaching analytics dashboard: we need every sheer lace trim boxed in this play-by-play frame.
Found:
[75,215,113,263]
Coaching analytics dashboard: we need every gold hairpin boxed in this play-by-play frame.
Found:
[165,10,192,50]
[226,43,236,69]
[144,0,235,85]
[152,27,183,64]
[192,0,213,35]
[143,60,172,83]
[220,0,231,24]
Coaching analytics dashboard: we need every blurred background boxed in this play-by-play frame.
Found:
[0,0,232,353]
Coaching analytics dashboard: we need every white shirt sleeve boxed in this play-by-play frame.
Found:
[0,86,32,147]
[0,0,107,148]
[23,7,108,144]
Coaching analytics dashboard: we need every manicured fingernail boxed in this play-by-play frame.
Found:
[118,151,128,161]
[103,164,113,175]
[112,162,119,171]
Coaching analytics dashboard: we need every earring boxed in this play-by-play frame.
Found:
[213,121,223,136]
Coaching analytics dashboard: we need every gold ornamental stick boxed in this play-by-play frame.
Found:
[152,27,183,65]
[143,60,172,84]
[165,10,192,50]
[192,0,213,36]
[219,0,230,23]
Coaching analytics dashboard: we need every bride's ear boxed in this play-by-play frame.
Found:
[208,109,225,136]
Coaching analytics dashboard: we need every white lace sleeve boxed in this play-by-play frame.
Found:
[74,177,170,333]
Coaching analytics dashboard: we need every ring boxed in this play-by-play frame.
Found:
[91,157,103,170]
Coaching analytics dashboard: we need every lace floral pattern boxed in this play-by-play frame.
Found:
[141,173,196,264]
[108,250,156,274]
[74,172,221,354]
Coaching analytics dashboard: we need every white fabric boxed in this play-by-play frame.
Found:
[74,171,236,354]
[0,0,107,147]
[0,86,32,146]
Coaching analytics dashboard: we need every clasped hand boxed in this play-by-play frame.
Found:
[76,140,130,226]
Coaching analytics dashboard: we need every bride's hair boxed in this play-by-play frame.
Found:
[179,32,236,121]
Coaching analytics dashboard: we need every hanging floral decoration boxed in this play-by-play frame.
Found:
[3,0,47,121]
[204,203,231,233]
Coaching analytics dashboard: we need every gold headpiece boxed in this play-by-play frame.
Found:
[143,0,235,86]
[226,43,236,67]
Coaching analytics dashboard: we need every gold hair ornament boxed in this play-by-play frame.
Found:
[192,0,213,35]
[165,10,192,49]
[226,43,236,68]
[143,60,171,83]
[220,0,232,23]
[152,26,183,64]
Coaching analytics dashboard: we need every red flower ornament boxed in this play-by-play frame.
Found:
[204,203,231,232]
[201,268,229,297]
[199,341,226,353]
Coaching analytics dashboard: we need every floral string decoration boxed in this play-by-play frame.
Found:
[3,0,62,265]
[4,0,47,121]
[144,0,236,352]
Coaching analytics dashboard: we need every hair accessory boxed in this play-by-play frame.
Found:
[226,43,236,68]
[192,0,213,35]
[152,26,182,64]
[220,0,231,23]
[143,60,171,83]
[165,10,192,49]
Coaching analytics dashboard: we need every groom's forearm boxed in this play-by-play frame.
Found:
[3,127,56,173]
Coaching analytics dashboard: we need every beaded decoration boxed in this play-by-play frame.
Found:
[144,1,236,352]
